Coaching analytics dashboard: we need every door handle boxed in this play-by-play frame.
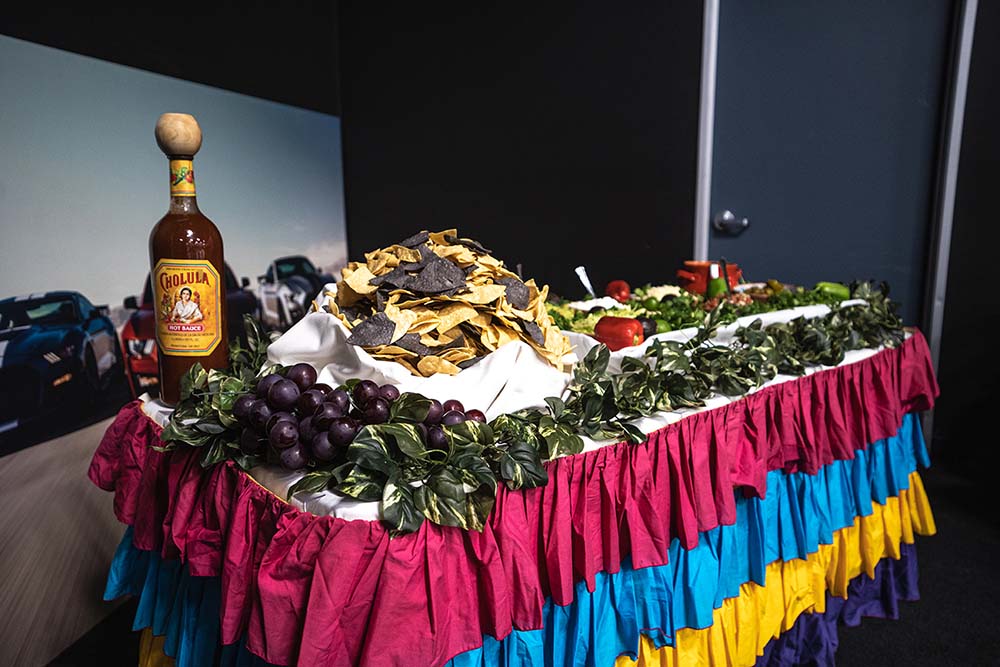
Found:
[713,210,749,236]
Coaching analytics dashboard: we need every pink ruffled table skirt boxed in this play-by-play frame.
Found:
[89,332,938,666]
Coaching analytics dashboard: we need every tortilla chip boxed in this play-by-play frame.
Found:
[440,347,478,364]
[460,283,507,305]
[346,313,395,347]
[330,229,571,377]
[365,250,399,275]
[433,244,479,266]
[428,229,459,245]
[374,344,419,359]
[435,302,478,333]
[382,303,419,342]
[343,264,379,295]
[417,355,461,376]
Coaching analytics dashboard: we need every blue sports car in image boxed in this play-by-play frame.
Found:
[0,291,122,434]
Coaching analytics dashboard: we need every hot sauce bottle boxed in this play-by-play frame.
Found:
[150,113,228,405]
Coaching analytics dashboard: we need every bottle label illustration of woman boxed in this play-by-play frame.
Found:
[152,258,222,356]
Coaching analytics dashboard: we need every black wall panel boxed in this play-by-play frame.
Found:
[1,4,340,116]
[338,2,703,299]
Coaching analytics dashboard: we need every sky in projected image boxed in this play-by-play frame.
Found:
[0,36,346,310]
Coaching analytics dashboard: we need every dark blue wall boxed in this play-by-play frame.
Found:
[709,1,955,326]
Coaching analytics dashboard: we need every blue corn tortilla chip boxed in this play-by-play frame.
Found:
[497,277,529,310]
[370,267,411,289]
[398,231,430,248]
[458,356,482,369]
[347,312,396,347]
[394,333,432,357]
[406,254,467,294]
[522,320,545,345]
[400,246,433,272]
[443,234,492,255]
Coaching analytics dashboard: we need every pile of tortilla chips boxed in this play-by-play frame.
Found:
[316,229,572,376]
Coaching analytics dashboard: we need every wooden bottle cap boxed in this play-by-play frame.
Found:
[155,113,202,157]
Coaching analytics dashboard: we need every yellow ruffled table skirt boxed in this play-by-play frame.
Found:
[618,472,935,667]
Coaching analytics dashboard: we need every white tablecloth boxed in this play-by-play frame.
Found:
[143,299,885,521]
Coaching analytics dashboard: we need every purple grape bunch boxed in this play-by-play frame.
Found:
[231,363,485,472]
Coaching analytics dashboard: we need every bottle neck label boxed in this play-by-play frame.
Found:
[152,258,223,356]
[169,159,197,197]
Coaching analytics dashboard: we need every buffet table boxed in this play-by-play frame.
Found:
[89,301,938,667]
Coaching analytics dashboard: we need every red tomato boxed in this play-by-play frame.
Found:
[605,279,631,303]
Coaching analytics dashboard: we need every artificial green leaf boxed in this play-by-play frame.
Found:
[195,421,226,435]
[618,421,646,445]
[443,420,494,448]
[413,484,471,529]
[335,466,384,501]
[388,392,432,423]
[287,469,335,498]
[464,486,497,531]
[427,467,466,500]
[540,422,584,459]
[544,397,565,419]
[200,439,229,468]
[179,363,205,401]
[233,453,265,471]
[375,423,428,460]
[347,426,397,476]
[382,477,424,533]
[498,440,548,489]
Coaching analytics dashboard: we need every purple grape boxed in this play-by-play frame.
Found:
[378,384,400,402]
[266,411,296,432]
[465,409,487,424]
[286,363,318,392]
[298,416,317,444]
[328,417,358,446]
[442,399,465,414]
[441,410,466,426]
[269,420,299,449]
[311,432,337,462]
[249,400,273,433]
[427,425,448,450]
[239,427,264,455]
[268,379,300,411]
[349,407,364,421]
[353,380,379,407]
[297,389,326,417]
[232,394,256,423]
[256,373,282,398]
[313,402,346,430]
[364,398,390,424]
[279,442,309,470]
[327,388,350,413]
[425,399,444,424]
[312,383,334,396]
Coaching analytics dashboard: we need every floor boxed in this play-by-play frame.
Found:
[0,415,127,667]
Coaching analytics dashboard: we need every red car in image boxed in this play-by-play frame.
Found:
[120,264,259,398]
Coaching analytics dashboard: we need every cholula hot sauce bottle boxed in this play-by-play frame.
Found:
[150,113,228,405]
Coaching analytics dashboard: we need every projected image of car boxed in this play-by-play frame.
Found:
[0,291,122,434]
[120,264,259,399]
[258,255,335,331]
